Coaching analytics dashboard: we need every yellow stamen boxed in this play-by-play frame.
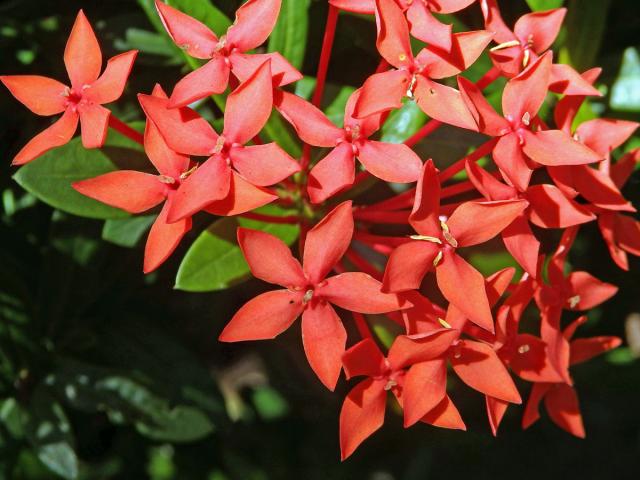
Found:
[490,40,521,52]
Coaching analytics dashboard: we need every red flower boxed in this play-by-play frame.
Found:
[155,0,301,107]
[275,88,422,203]
[331,0,477,52]
[382,160,527,332]
[459,52,603,191]
[353,0,492,130]
[72,86,276,273]
[139,60,300,222]
[339,332,463,459]
[466,159,595,277]
[522,315,621,438]
[480,0,600,95]
[219,202,410,390]
[0,11,137,164]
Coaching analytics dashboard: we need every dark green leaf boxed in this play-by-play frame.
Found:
[380,100,427,144]
[175,208,299,292]
[268,0,310,70]
[102,215,156,248]
[13,127,148,220]
[525,0,564,11]
[559,0,611,71]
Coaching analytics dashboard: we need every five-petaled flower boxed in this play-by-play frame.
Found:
[0,10,137,165]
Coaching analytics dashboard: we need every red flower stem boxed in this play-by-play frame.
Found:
[238,212,299,224]
[346,248,383,280]
[352,312,374,339]
[353,209,410,224]
[438,137,498,183]
[354,231,410,247]
[375,58,390,74]
[475,65,501,90]
[109,116,144,145]
[311,5,339,108]
[352,170,372,187]
[365,189,415,212]
[404,119,442,148]
[440,197,482,216]
[440,180,477,199]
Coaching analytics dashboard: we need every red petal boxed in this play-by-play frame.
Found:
[502,213,540,277]
[237,227,305,287]
[458,76,510,136]
[12,109,79,165]
[168,56,230,108]
[64,10,102,88]
[72,170,166,214]
[0,75,67,116]
[154,0,218,58]
[330,0,374,14]
[560,165,635,212]
[598,213,629,270]
[526,184,595,228]
[514,9,565,53]
[616,214,640,256]
[353,70,410,118]
[204,171,277,216]
[307,144,355,204]
[374,0,413,69]
[436,251,494,333]
[576,119,639,158]
[226,0,281,52]
[303,201,354,284]
[565,271,618,310]
[448,199,528,247]
[344,88,384,138]
[406,3,453,52]
[79,104,110,149]
[493,132,533,191]
[143,201,191,274]
[480,0,516,44]
[451,340,521,403]
[413,77,478,131]
[430,0,476,13]
[230,143,300,186]
[486,396,509,436]
[357,140,422,183]
[387,330,459,370]
[342,338,387,379]
[144,118,190,179]
[302,301,347,390]
[509,333,564,383]
[465,159,517,201]
[553,67,602,130]
[502,52,552,120]
[402,358,448,427]
[86,50,137,105]
[544,384,585,438]
[219,289,304,341]
[274,91,342,147]
[319,272,409,314]
[223,60,273,145]
[382,240,439,293]
[339,378,387,460]
[522,129,603,166]
[422,395,466,430]
[230,52,302,86]
[409,159,441,236]
[570,336,622,366]
[138,93,218,156]
[549,64,602,96]
[166,155,231,222]
[522,382,552,429]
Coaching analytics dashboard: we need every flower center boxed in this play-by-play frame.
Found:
[302,289,314,304]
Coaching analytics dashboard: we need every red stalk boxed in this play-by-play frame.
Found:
[311,5,339,109]
[346,248,383,280]
[109,116,144,145]
[352,312,373,339]
[353,209,410,224]
[438,137,499,183]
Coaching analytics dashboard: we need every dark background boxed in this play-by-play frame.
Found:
[0,0,639,478]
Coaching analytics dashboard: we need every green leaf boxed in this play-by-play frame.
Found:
[26,387,78,480]
[525,0,564,11]
[13,126,148,220]
[610,47,640,113]
[252,386,289,421]
[380,100,427,144]
[102,215,156,248]
[175,209,299,292]
[559,0,611,71]
[268,0,310,70]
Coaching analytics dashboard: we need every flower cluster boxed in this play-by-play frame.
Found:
[2,0,638,460]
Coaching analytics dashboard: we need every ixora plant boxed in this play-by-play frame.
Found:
[2,0,638,462]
